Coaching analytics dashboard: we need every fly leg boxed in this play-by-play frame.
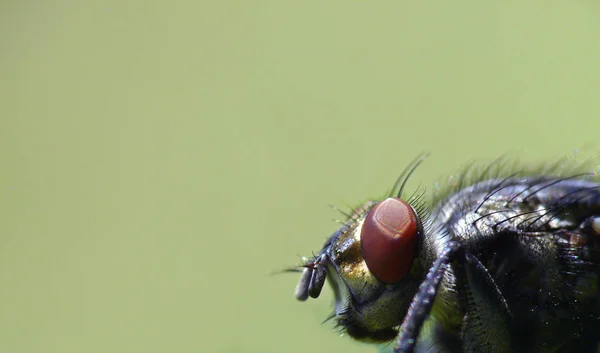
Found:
[455,253,514,353]
[394,241,513,353]
[394,241,462,353]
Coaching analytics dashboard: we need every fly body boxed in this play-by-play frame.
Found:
[293,155,600,353]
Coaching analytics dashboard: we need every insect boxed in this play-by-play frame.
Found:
[293,154,600,353]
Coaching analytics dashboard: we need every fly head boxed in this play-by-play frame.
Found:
[295,198,428,343]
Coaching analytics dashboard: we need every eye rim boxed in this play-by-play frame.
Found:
[359,197,420,284]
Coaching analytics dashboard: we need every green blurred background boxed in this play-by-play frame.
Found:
[1,1,600,352]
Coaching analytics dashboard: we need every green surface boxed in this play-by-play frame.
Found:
[2,1,600,352]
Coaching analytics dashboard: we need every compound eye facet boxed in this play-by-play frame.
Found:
[360,197,419,284]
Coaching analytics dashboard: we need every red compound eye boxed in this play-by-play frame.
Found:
[360,198,419,284]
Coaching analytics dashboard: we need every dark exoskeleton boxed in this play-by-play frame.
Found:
[293,156,600,353]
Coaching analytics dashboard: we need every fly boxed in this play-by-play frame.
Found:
[291,154,600,353]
